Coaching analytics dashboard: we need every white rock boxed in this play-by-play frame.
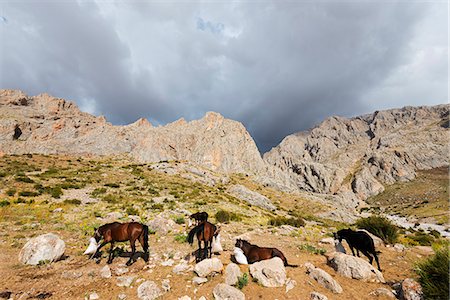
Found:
[320,237,335,244]
[53,208,63,213]
[115,266,129,275]
[305,262,343,293]
[147,216,176,235]
[61,270,83,279]
[161,279,171,292]
[285,278,296,293]
[137,281,163,300]
[310,291,328,300]
[399,278,424,300]
[161,259,175,266]
[394,243,406,252]
[327,252,385,283]
[117,293,127,300]
[369,287,396,298]
[225,263,242,286]
[173,261,192,274]
[116,276,135,287]
[249,257,286,287]
[19,233,65,265]
[213,283,245,300]
[100,265,112,278]
[89,292,100,300]
[178,296,191,300]
[194,258,223,277]
[192,276,208,285]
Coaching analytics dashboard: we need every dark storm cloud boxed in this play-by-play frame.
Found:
[0,1,447,152]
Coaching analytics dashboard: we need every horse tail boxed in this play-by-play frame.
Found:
[213,225,220,237]
[142,224,149,252]
[273,249,298,268]
[188,223,204,245]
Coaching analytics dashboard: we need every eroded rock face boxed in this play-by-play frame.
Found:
[18,233,65,265]
[227,185,276,211]
[212,283,245,300]
[264,104,449,203]
[249,257,286,287]
[327,252,385,283]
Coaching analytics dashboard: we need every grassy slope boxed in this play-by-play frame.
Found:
[366,167,449,224]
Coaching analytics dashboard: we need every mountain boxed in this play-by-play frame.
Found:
[264,104,449,206]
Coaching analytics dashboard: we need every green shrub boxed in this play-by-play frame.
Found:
[125,206,139,215]
[0,200,10,207]
[151,203,164,210]
[268,216,305,228]
[14,198,26,204]
[415,247,449,300]
[237,273,249,289]
[408,232,435,246]
[18,191,40,197]
[102,194,118,203]
[91,187,107,197]
[173,216,185,225]
[174,233,187,243]
[6,189,16,196]
[50,186,63,198]
[355,216,398,244]
[104,183,120,188]
[15,176,34,183]
[64,199,81,205]
[215,210,241,223]
[298,244,326,255]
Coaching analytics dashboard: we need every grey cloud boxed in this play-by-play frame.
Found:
[0,1,447,152]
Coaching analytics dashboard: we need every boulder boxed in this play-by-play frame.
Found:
[192,276,208,285]
[194,258,223,277]
[173,261,192,274]
[327,252,385,283]
[369,288,396,298]
[305,262,342,293]
[19,233,65,265]
[213,283,245,300]
[399,278,424,300]
[249,257,286,287]
[225,263,242,286]
[116,276,135,287]
[310,292,328,300]
[137,281,163,300]
[147,216,176,235]
[358,229,384,247]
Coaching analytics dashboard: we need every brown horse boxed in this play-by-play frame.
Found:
[190,212,208,225]
[93,222,149,265]
[235,239,297,267]
[188,221,218,262]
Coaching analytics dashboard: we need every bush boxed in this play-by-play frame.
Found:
[415,247,449,300]
[15,176,34,183]
[298,244,326,255]
[408,231,435,246]
[104,183,120,188]
[102,194,119,203]
[18,191,40,197]
[64,199,81,205]
[174,233,187,243]
[125,206,139,215]
[237,273,249,289]
[173,216,185,225]
[91,187,107,197]
[6,189,16,196]
[355,216,398,244]
[50,186,63,198]
[0,200,10,207]
[268,216,305,228]
[215,210,241,223]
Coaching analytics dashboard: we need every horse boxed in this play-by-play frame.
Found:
[92,222,149,265]
[235,239,297,267]
[188,221,218,262]
[335,229,382,271]
[190,212,208,225]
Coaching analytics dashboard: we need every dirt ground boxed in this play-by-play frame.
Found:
[0,223,433,300]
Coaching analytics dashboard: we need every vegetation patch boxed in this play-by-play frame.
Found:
[268,216,305,228]
[355,216,398,244]
[215,210,242,223]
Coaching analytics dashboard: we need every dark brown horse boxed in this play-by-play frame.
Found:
[93,222,149,265]
[235,239,297,267]
[190,212,208,225]
[188,221,218,262]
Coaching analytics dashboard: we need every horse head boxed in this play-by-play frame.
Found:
[93,227,102,243]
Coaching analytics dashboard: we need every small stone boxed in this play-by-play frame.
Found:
[399,278,424,300]
[285,278,296,293]
[178,296,191,300]
[115,266,129,276]
[137,281,163,300]
[192,277,208,285]
[53,208,63,213]
[117,293,127,300]
[310,291,328,300]
[62,270,83,279]
[173,261,192,274]
[100,265,112,279]
[369,288,396,298]
[116,276,135,287]
[161,259,175,266]
[161,279,171,292]
[89,292,100,300]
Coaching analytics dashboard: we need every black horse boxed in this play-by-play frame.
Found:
[190,212,208,225]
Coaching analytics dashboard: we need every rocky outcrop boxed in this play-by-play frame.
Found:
[0,90,266,175]
[227,185,276,211]
[327,252,385,283]
[18,233,65,265]
[249,257,286,287]
[264,104,449,204]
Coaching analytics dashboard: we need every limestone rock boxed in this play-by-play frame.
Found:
[310,292,328,300]
[147,216,175,235]
[18,233,65,265]
[192,276,208,285]
[305,262,342,293]
[213,283,245,300]
[194,258,223,277]
[249,257,286,287]
[369,288,396,298]
[327,252,385,283]
[116,276,135,287]
[227,185,276,211]
[61,270,83,279]
[225,263,242,286]
[137,281,163,300]
[285,278,296,293]
[399,278,424,300]
[100,265,112,278]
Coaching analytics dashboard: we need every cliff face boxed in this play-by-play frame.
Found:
[0,90,266,174]
[263,104,449,203]
[1,89,448,209]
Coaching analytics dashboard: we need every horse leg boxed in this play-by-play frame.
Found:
[93,241,109,262]
[208,240,212,258]
[373,252,382,272]
[350,246,356,256]
[361,249,373,265]
[197,239,202,262]
[126,239,136,266]
[138,233,149,262]
[204,240,209,259]
[107,242,115,264]
[356,249,360,257]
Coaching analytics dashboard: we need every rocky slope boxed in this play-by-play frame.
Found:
[0,90,267,175]
[264,104,449,207]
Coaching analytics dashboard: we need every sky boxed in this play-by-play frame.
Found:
[0,1,448,153]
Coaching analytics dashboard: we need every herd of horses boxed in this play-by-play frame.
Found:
[89,212,382,271]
